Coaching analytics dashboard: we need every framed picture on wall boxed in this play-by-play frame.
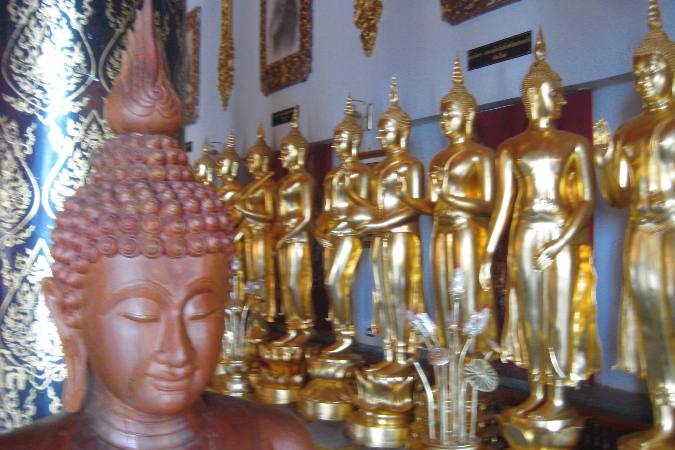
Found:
[260,0,312,95]
[440,0,520,25]
[184,7,200,124]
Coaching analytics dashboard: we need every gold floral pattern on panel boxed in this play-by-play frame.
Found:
[0,117,38,243]
[1,0,94,117]
[218,0,234,110]
[48,111,111,213]
[0,239,65,430]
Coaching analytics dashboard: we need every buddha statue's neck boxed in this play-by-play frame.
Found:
[447,132,468,145]
[528,115,556,131]
[644,95,673,113]
[86,379,207,450]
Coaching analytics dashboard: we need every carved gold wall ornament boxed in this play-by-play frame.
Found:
[260,0,312,95]
[184,7,201,123]
[218,0,234,110]
[440,0,520,25]
[353,0,382,57]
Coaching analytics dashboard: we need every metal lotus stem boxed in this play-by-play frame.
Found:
[409,268,499,448]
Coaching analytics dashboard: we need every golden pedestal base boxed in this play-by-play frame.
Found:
[413,439,479,450]
[211,359,253,399]
[255,381,303,404]
[346,409,410,448]
[497,411,584,450]
[255,336,316,405]
[297,351,362,421]
[296,380,355,421]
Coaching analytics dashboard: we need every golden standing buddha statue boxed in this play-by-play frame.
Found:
[594,1,675,448]
[346,77,426,448]
[298,95,370,421]
[236,124,277,329]
[397,56,497,350]
[193,139,216,187]
[216,132,243,263]
[257,108,316,405]
[478,29,599,449]
[216,132,242,207]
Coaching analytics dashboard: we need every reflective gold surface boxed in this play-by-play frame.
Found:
[299,96,368,421]
[594,2,675,448]
[479,30,599,449]
[398,56,496,352]
[193,139,216,187]
[258,108,316,404]
[236,123,277,328]
[345,77,424,448]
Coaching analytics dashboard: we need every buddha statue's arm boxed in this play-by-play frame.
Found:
[362,161,424,231]
[346,175,377,211]
[438,153,495,216]
[535,139,596,270]
[593,119,632,208]
[276,176,315,248]
[236,185,275,223]
[313,176,333,248]
[479,147,515,290]
[396,173,434,215]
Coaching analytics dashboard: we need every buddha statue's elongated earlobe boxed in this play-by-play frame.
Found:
[42,278,88,413]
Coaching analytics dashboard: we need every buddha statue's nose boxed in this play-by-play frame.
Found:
[156,317,196,368]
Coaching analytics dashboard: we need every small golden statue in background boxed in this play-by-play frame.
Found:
[594,1,675,448]
[216,132,244,274]
[346,76,426,448]
[257,108,317,405]
[479,29,600,449]
[298,95,370,421]
[193,139,217,187]
[397,55,496,351]
[235,124,277,387]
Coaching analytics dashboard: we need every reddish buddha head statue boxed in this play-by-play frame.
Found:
[0,1,312,448]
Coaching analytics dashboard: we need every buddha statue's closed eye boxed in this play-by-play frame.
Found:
[0,1,313,449]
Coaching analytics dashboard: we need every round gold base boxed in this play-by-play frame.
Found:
[297,397,353,421]
[254,382,302,405]
[346,409,410,448]
[497,412,584,450]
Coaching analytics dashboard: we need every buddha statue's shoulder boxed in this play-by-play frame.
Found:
[0,411,83,450]
[203,392,314,450]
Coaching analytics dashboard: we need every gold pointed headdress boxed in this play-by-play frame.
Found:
[521,28,562,113]
[281,107,308,150]
[247,121,272,158]
[634,0,675,74]
[219,131,239,161]
[441,55,477,113]
[334,93,363,138]
[380,76,412,127]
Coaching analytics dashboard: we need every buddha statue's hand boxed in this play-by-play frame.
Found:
[592,119,613,166]
[395,174,407,198]
[535,240,560,271]
[479,259,493,292]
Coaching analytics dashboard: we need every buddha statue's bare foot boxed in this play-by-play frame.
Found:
[619,424,675,450]
[526,398,577,422]
[364,359,393,373]
[273,329,299,346]
[501,386,545,418]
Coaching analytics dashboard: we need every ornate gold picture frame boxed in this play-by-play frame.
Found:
[440,0,520,25]
[184,7,200,123]
[260,0,312,95]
